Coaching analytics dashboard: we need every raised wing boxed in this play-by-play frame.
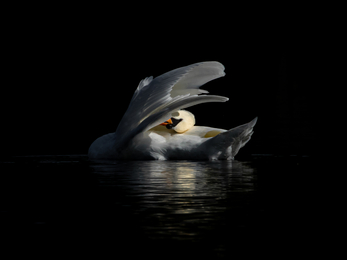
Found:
[114,61,228,149]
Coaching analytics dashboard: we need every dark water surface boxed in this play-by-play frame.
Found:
[1,155,315,257]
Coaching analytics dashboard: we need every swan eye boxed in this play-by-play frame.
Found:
[171,111,180,117]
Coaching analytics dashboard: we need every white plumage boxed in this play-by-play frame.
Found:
[88,62,257,160]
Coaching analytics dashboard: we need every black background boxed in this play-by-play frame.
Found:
[1,5,320,158]
[1,5,329,256]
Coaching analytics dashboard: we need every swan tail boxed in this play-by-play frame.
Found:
[204,117,258,160]
[229,117,258,158]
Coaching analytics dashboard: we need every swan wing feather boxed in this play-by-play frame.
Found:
[115,62,226,140]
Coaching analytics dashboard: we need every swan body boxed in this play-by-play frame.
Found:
[88,62,257,160]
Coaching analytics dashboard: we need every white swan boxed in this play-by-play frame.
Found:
[88,61,257,160]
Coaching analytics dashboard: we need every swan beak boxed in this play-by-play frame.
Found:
[160,118,173,126]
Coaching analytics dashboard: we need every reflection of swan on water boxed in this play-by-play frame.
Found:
[89,160,256,218]
[88,62,257,160]
[145,160,255,194]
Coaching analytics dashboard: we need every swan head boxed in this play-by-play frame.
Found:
[160,110,195,133]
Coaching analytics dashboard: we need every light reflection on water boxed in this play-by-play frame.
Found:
[1,155,263,256]
[90,160,258,242]
[1,155,317,256]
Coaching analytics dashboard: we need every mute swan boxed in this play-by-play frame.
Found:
[88,62,257,160]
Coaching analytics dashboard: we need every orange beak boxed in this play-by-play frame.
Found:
[160,118,173,126]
